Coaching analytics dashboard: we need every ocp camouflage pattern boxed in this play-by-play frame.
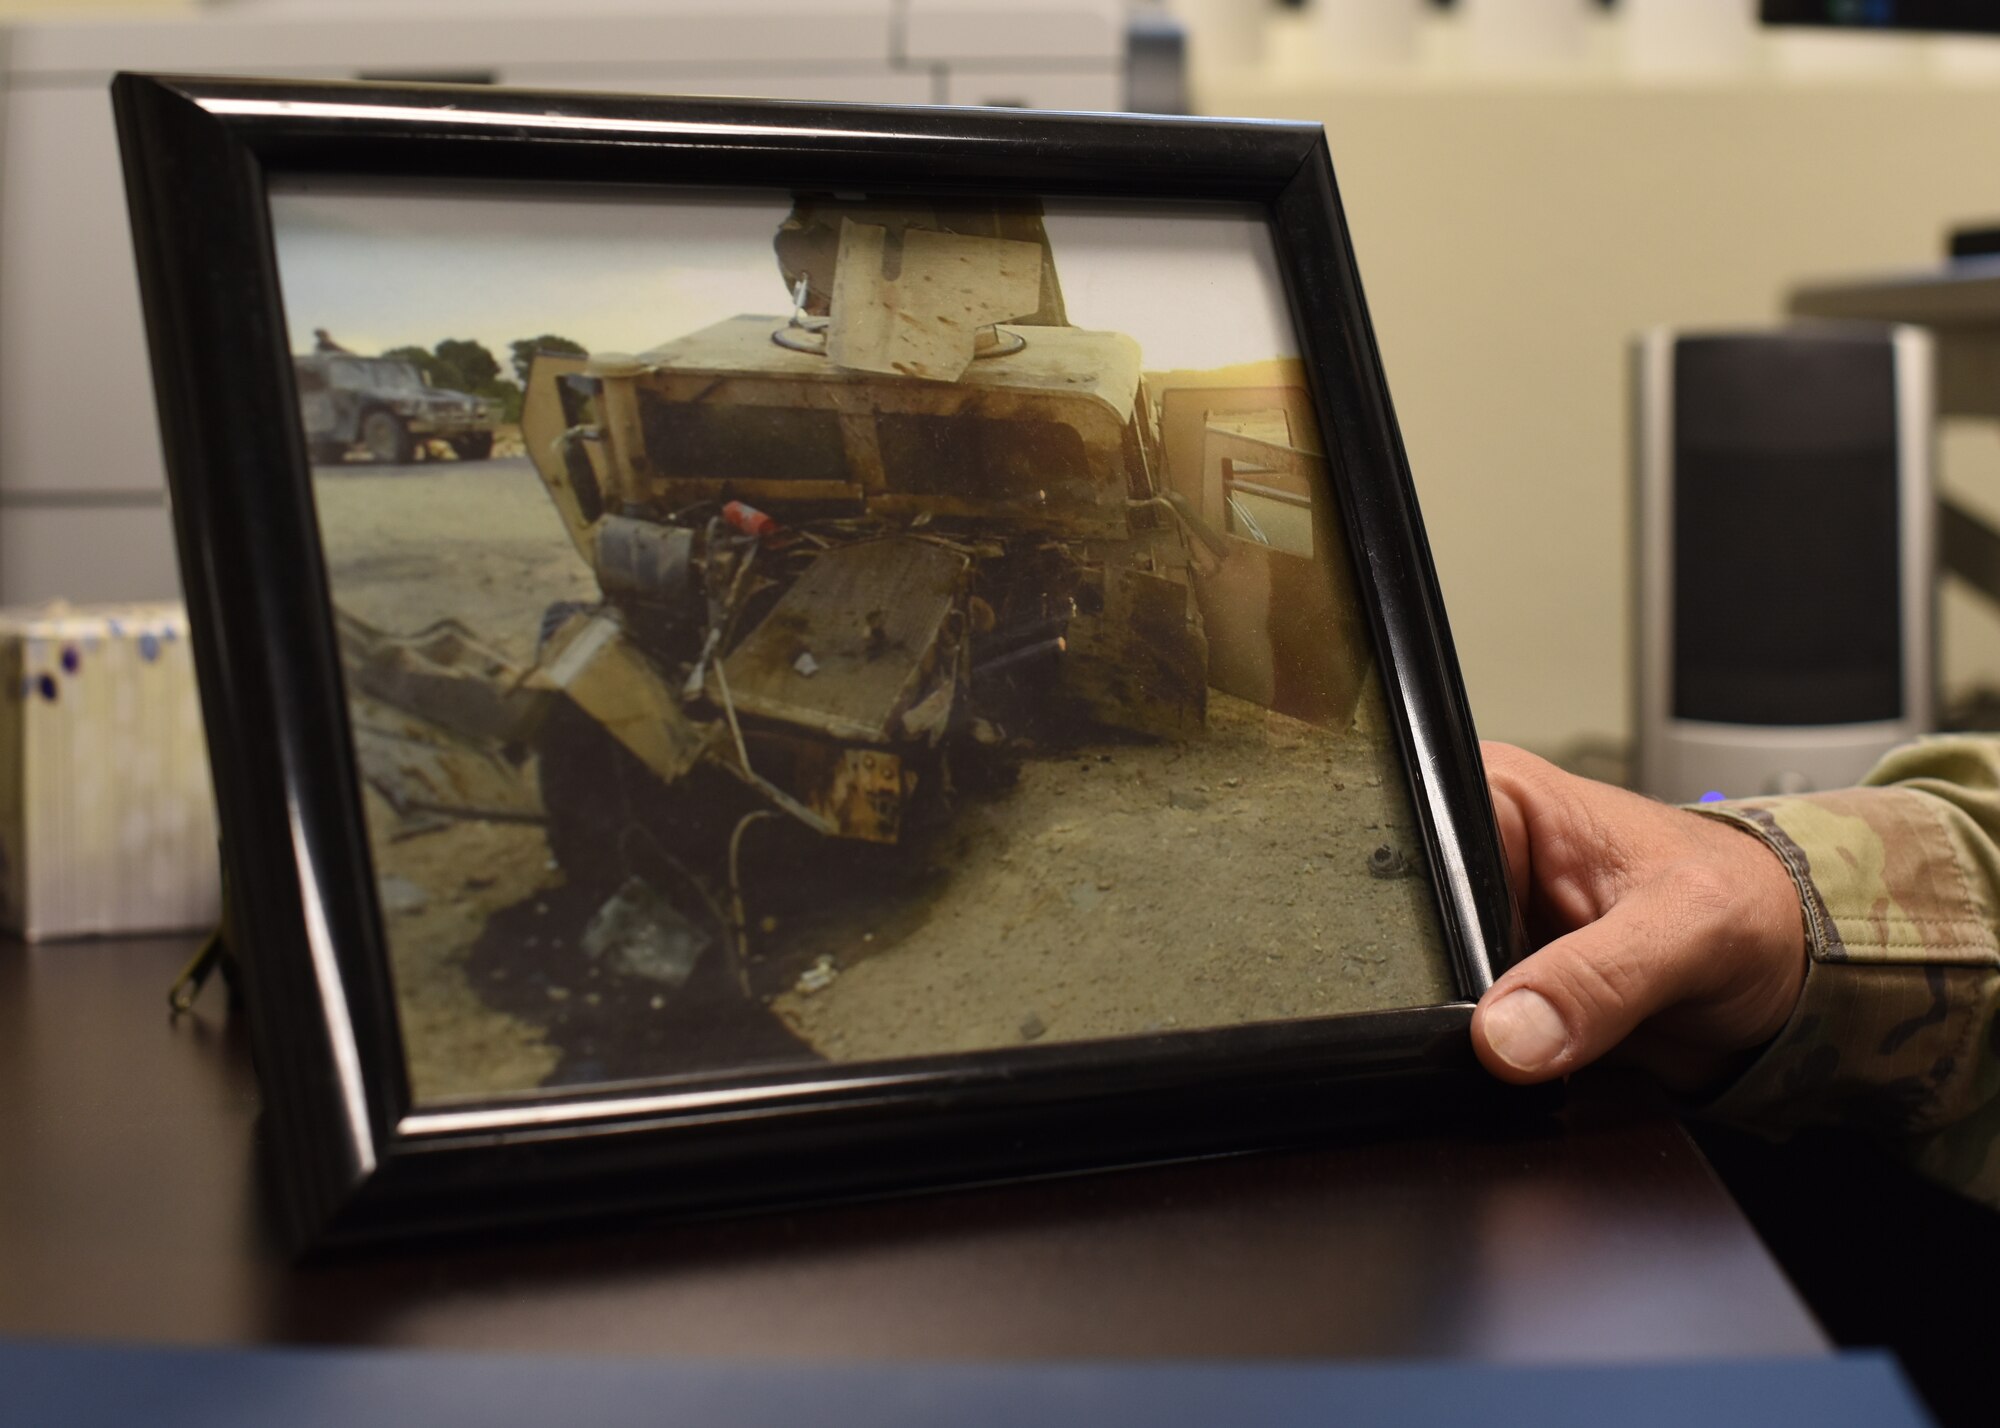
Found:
[1693,735,2000,1207]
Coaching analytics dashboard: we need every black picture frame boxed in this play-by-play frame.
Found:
[114,71,1528,1250]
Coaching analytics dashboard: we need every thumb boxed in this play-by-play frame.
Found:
[1471,874,1713,1083]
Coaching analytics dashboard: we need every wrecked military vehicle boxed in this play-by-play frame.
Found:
[334,201,1387,1034]
[509,211,1214,885]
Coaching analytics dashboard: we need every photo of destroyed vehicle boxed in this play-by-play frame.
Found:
[321,196,1401,1093]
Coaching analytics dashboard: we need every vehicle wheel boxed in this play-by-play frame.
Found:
[359,409,414,465]
[535,602,627,882]
[307,440,347,466]
[533,601,745,887]
[536,696,740,889]
[537,697,636,890]
[450,432,495,461]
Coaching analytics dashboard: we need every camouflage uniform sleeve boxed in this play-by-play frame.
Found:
[1691,736,2000,1207]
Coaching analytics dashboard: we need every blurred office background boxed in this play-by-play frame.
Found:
[5,0,1999,760]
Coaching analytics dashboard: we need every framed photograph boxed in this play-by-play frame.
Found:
[116,72,1526,1248]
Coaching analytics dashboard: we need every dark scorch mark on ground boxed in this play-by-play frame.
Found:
[463,874,822,1088]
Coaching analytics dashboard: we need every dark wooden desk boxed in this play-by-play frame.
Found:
[0,935,1824,1362]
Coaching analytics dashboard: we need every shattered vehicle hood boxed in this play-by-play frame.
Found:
[717,536,969,744]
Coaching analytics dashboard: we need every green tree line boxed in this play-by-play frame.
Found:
[383,334,588,423]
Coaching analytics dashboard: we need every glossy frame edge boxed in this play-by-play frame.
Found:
[112,71,1528,1249]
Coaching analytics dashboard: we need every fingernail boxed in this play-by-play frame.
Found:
[1483,989,1567,1073]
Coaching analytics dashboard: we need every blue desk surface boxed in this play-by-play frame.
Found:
[3,1339,1932,1428]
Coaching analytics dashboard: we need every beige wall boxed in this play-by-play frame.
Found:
[1201,74,2000,755]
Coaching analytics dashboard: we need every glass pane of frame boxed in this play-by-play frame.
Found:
[266,180,1455,1107]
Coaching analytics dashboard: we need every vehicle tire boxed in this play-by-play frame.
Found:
[359,409,414,465]
[450,432,496,461]
[536,697,639,891]
[535,601,631,883]
[307,440,347,466]
[536,695,742,890]
[533,600,744,888]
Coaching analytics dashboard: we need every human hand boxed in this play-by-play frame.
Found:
[1471,743,1809,1094]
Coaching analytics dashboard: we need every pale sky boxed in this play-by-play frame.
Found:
[267,180,1301,376]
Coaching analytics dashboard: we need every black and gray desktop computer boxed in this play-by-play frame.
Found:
[1632,326,1935,803]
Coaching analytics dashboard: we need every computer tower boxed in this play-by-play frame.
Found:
[1632,325,1934,803]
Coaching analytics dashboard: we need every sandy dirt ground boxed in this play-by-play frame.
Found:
[314,451,596,667]
[316,456,596,1100]
[356,782,563,1098]
[314,458,1456,1104]
[767,690,1452,1061]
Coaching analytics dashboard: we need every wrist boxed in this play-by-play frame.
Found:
[1685,805,1813,1048]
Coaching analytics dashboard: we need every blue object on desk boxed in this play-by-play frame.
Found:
[1,1339,1933,1428]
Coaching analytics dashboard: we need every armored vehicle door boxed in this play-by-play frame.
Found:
[1154,370,1370,729]
[294,360,337,442]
